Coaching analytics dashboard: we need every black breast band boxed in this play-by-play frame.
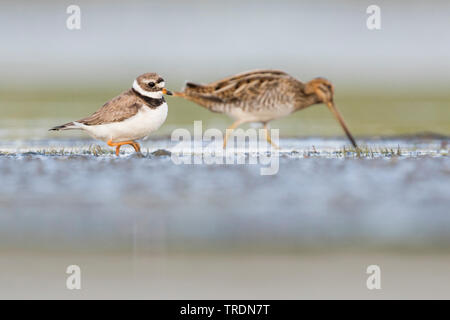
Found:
[132,88,165,108]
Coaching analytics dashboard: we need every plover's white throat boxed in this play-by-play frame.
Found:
[50,72,173,156]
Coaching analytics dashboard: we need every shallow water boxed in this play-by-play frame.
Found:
[0,137,448,252]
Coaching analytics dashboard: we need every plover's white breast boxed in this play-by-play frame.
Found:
[74,103,168,142]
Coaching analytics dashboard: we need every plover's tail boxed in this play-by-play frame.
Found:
[49,122,80,131]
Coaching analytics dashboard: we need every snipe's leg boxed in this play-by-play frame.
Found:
[223,120,244,149]
[107,140,141,156]
[131,142,141,153]
[263,123,280,149]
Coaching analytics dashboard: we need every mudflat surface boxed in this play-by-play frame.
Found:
[0,137,448,251]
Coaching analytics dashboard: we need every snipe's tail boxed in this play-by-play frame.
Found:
[174,82,209,97]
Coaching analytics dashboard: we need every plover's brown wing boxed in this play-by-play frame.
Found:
[77,90,140,126]
[180,70,298,112]
[50,90,140,131]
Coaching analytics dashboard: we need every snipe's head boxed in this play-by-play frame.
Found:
[304,78,357,148]
[133,73,173,99]
[304,77,334,104]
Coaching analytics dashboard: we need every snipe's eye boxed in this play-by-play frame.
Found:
[148,82,155,88]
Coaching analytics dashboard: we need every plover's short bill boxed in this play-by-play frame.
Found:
[50,73,173,155]
[175,69,357,148]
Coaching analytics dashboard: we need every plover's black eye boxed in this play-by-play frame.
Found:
[148,82,155,88]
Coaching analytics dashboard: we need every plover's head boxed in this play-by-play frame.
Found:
[133,73,173,99]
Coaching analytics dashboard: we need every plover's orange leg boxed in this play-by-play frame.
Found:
[107,140,141,156]
[223,120,245,148]
[263,123,280,149]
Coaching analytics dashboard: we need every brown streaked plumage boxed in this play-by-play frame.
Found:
[174,69,357,148]
[50,73,173,156]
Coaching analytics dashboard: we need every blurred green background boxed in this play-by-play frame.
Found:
[1,86,450,139]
